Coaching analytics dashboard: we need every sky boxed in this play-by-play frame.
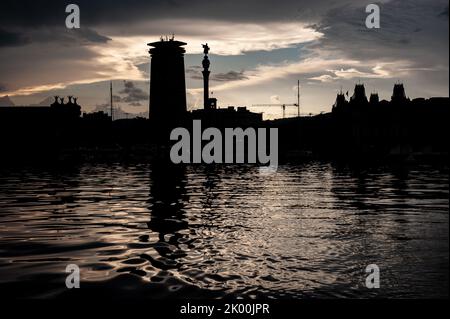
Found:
[0,0,448,119]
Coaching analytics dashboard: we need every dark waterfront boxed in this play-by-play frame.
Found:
[0,161,448,299]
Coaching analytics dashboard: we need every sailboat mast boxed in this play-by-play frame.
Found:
[110,81,113,121]
[297,80,300,117]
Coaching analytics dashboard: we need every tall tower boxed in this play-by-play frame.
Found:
[202,43,211,110]
[148,37,187,123]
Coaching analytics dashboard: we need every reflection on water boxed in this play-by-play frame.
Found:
[0,162,448,298]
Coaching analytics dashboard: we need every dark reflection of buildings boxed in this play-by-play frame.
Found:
[327,162,448,296]
[328,163,414,239]
[198,166,221,214]
[147,159,189,263]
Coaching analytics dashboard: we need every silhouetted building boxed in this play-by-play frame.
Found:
[0,95,81,120]
[350,84,368,105]
[391,83,409,104]
[287,82,449,160]
[369,93,379,104]
[192,106,262,127]
[82,110,110,121]
[332,90,348,113]
[190,43,262,127]
[0,96,82,159]
[208,97,217,110]
[2,34,447,163]
[148,37,187,123]
[51,95,82,119]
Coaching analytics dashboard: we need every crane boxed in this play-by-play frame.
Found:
[250,103,298,119]
[251,80,301,119]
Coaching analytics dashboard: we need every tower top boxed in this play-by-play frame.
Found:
[148,39,187,48]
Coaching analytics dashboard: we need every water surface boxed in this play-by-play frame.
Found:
[0,162,448,298]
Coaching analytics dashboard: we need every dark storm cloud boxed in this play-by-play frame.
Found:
[212,71,248,82]
[0,27,111,47]
[2,0,446,65]
[119,81,149,102]
[0,0,341,28]
[438,6,449,17]
[0,41,117,92]
[311,0,448,66]
[186,66,247,82]
[186,65,202,80]
[2,0,447,45]
[30,28,111,45]
[63,28,111,44]
[1,0,448,101]
[0,29,30,47]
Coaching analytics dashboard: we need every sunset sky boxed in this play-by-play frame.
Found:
[1,0,448,119]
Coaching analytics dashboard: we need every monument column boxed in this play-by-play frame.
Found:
[202,43,211,110]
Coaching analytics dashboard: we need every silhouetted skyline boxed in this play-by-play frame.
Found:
[0,1,449,309]
[0,0,448,119]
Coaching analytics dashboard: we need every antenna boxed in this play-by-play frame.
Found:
[110,81,113,121]
[297,80,300,117]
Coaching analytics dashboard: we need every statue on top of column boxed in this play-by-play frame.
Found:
[202,43,210,55]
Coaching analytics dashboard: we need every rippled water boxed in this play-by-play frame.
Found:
[0,161,448,299]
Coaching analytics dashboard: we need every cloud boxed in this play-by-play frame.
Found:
[36,28,111,45]
[311,0,449,68]
[0,95,15,106]
[0,29,30,47]
[112,95,122,102]
[119,81,149,102]
[309,64,395,82]
[136,63,149,77]
[187,67,248,82]
[212,71,247,82]
[202,56,364,92]
[438,5,448,17]
[0,41,118,95]
[30,96,55,106]
[102,20,322,59]
[270,95,280,103]
[0,0,447,113]
[0,27,110,48]
[0,0,365,28]
[309,74,335,83]
[186,66,203,80]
